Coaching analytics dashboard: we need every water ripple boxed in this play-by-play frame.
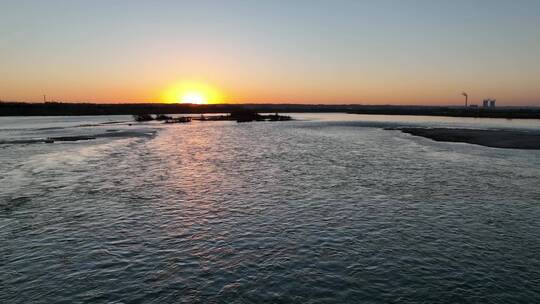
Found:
[1,115,540,303]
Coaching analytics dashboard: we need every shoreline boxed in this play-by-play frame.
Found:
[393,127,540,150]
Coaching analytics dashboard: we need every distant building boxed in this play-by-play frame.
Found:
[483,98,496,108]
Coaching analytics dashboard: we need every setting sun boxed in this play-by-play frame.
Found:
[162,81,224,104]
[181,92,207,104]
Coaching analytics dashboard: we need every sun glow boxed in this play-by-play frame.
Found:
[181,92,207,104]
[162,82,224,104]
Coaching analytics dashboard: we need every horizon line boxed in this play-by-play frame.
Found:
[2,101,540,108]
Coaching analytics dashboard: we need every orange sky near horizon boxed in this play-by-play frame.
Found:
[5,75,538,106]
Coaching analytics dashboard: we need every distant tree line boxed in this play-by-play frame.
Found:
[1,102,540,118]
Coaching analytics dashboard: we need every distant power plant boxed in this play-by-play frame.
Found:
[461,92,497,108]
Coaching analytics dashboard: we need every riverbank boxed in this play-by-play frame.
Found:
[394,127,540,150]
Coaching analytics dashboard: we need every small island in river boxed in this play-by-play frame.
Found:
[133,110,292,124]
[391,127,540,150]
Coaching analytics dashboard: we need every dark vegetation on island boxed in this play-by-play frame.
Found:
[2,102,540,119]
[133,110,292,123]
[389,127,540,150]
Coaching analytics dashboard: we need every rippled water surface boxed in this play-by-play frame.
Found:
[1,114,540,303]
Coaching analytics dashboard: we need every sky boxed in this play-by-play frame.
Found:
[1,0,539,105]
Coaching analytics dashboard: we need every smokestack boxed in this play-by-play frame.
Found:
[461,92,468,107]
